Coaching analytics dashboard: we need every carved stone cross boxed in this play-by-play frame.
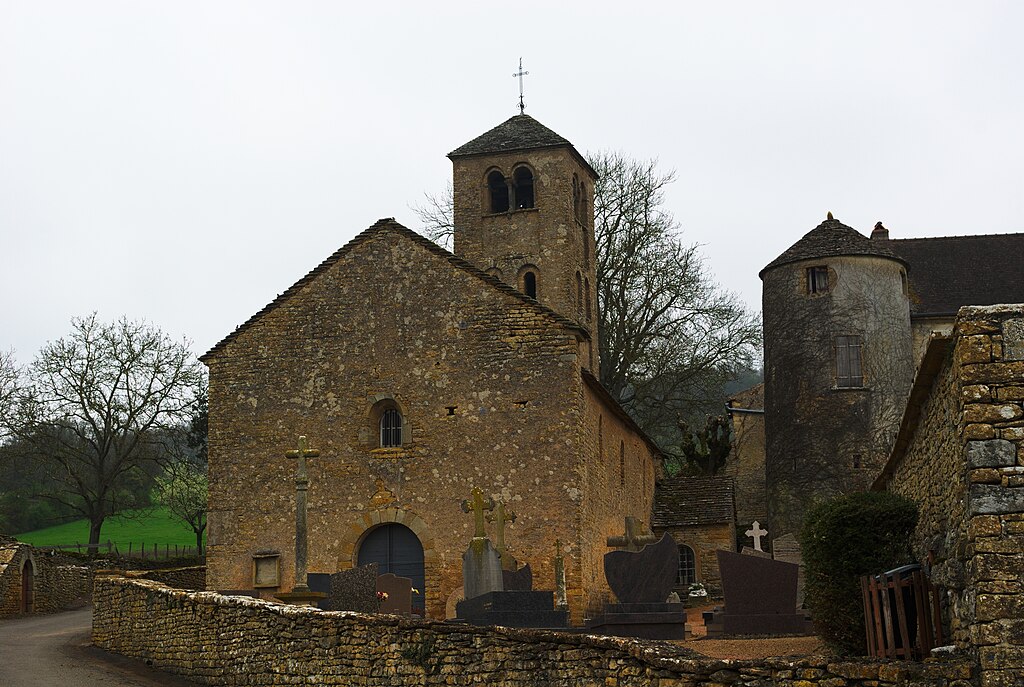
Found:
[606,516,658,552]
[486,501,517,570]
[285,435,321,594]
[461,487,495,539]
[745,520,768,552]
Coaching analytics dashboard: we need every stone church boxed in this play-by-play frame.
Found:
[201,114,660,622]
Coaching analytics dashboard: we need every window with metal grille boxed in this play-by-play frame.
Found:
[807,266,829,294]
[836,335,864,388]
[677,545,696,586]
[380,409,403,447]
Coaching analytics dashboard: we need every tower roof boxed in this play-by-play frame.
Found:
[448,114,597,178]
[759,217,907,278]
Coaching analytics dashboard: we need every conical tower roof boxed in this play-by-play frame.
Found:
[760,216,907,278]
[448,114,597,178]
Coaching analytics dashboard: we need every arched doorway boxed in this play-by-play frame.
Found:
[21,559,34,613]
[357,523,425,613]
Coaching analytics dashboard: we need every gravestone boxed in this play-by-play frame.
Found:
[745,520,768,552]
[460,488,503,600]
[704,550,813,637]
[455,590,568,628]
[376,572,413,615]
[502,563,533,591]
[586,523,688,639]
[771,533,805,608]
[741,546,772,559]
[310,563,378,612]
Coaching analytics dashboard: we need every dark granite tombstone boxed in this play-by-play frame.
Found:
[455,590,569,628]
[704,550,813,637]
[502,563,533,591]
[309,564,378,612]
[586,533,688,639]
[376,572,413,615]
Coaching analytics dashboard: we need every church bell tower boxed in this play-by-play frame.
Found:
[448,114,600,364]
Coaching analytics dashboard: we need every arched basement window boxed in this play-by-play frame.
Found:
[380,408,403,447]
[523,271,537,299]
[677,545,696,586]
[513,167,534,209]
[488,171,509,213]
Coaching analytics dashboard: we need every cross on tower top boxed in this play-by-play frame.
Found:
[513,57,529,115]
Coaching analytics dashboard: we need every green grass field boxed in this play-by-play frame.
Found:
[14,507,203,552]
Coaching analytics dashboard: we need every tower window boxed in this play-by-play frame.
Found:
[807,266,829,294]
[380,408,403,447]
[512,167,534,209]
[523,271,537,299]
[572,174,581,223]
[487,170,509,213]
[835,335,864,388]
[677,545,696,586]
[585,277,592,321]
[575,272,583,311]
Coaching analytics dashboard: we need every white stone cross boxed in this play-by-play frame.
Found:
[745,520,768,551]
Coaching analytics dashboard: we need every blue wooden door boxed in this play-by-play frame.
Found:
[358,523,425,612]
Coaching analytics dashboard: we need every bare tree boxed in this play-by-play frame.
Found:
[412,154,762,465]
[590,152,761,460]
[411,181,455,250]
[6,314,205,546]
[0,350,19,441]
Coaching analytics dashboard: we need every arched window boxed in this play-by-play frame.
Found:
[575,272,583,311]
[619,441,625,487]
[572,174,581,222]
[585,277,592,321]
[488,170,509,213]
[512,166,534,209]
[380,409,402,447]
[580,182,589,223]
[523,271,537,299]
[677,545,696,586]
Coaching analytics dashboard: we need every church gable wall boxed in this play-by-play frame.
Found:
[205,229,587,619]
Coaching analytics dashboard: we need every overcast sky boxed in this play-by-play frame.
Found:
[2,1,1022,362]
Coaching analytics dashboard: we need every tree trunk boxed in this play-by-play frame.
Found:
[88,517,104,549]
[196,525,205,556]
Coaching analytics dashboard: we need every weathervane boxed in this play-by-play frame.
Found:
[513,57,529,114]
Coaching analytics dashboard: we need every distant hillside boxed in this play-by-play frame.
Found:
[14,507,202,550]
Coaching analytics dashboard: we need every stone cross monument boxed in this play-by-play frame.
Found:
[486,500,517,571]
[607,516,658,552]
[460,487,503,601]
[275,435,327,606]
[745,520,768,552]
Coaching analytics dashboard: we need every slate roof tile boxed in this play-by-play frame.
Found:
[760,218,906,277]
[652,476,735,527]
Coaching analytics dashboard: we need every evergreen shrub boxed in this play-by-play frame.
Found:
[799,491,918,655]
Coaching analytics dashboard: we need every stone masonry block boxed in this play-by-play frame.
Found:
[967,440,1018,468]
[964,404,1024,424]
[970,484,1024,515]
[959,335,993,365]
[967,424,999,440]
[1005,318,1024,361]
[964,384,993,403]
[962,361,1024,385]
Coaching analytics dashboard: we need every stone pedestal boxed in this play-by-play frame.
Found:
[586,602,689,639]
[274,589,328,607]
[463,537,503,601]
[455,590,569,628]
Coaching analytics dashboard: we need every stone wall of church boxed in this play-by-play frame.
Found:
[879,305,1024,687]
[576,381,658,620]
[93,575,977,687]
[659,523,734,598]
[205,227,605,621]
[724,384,767,529]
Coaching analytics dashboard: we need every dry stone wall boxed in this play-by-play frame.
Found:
[94,576,974,687]
[880,305,1024,687]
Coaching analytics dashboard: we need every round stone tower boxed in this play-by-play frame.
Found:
[760,215,915,539]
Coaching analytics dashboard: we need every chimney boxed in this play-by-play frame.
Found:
[871,221,889,240]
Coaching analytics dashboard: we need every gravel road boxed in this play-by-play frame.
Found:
[0,606,197,687]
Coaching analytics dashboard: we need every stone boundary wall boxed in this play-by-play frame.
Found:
[125,565,206,590]
[0,540,93,616]
[93,576,975,687]
[879,305,1024,687]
